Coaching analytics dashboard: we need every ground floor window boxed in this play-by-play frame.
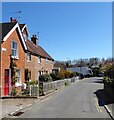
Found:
[15,69,21,84]
[25,68,31,81]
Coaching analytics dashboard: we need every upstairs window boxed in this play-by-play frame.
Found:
[38,56,41,63]
[46,58,48,64]
[23,34,27,41]
[27,52,31,62]
[12,41,18,58]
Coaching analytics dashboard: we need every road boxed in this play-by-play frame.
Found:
[16,77,111,119]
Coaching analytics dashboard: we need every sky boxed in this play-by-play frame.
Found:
[2,2,112,61]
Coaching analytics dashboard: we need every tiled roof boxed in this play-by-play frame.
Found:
[26,39,54,61]
[19,24,26,30]
[0,22,17,40]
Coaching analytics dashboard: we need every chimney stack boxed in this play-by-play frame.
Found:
[31,35,38,46]
[10,17,18,23]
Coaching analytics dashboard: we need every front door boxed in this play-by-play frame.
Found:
[4,69,10,96]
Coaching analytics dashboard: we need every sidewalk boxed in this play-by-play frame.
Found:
[95,89,114,120]
[104,101,114,120]
[0,86,64,119]
[1,98,37,119]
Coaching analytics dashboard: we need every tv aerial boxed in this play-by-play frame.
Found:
[11,10,22,22]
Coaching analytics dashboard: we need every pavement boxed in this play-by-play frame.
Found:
[94,80,114,120]
[0,78,114,119]
[0,82,67,119]
[99,91,114,120]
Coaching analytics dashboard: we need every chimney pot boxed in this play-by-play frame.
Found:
[31,35,38,46]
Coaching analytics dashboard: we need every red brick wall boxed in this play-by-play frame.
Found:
[1,28,25,96]
[25,53,54,82]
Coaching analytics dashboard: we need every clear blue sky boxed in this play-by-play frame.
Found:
[2,2,112,61]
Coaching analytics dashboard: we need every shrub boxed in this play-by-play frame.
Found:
[57,70,65,80]
[39,74,52,82]
[50,73,57,81]
[64,70,71,78]
[11,88,17,96]
[69,72,79,78]
[27,80,36,86]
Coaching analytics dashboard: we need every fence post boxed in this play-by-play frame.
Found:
[37,84,39,98]
[29,85,31,96]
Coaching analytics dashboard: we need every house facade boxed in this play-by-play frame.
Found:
[24,35,54,82]
[0,22,27,96]
[0,18,54,97]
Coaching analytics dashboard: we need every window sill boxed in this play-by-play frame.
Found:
[27,60,31,62]
[11,56,19,60]
[15,82,22,87]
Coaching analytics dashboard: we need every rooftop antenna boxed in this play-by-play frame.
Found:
[11,10,22,23]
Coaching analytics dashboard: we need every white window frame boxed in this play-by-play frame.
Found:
[46,58,48,64]
[12,41,18,59]
[27,52,31,62]
[38,56,41,63]
[15,69,22,87]
[23,34,27,41]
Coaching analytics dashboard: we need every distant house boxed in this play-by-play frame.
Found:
[66,67,93,76]
[0,18,54,97]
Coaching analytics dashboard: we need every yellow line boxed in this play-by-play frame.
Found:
[95,97,102,112]
[93,97,100,112]
[93,97,102,112]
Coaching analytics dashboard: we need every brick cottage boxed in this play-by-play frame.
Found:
[0,18,54,97]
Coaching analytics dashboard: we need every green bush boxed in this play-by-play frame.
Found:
[50,73,57,81]
[27,80,36,86]
[39,74,52,82]
[11,88,17,96]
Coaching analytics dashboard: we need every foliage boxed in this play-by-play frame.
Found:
[10,57,17,85]
[39,74,52,82]
[91,67,101,77]
[57,70,65,80]
[64,70,71,78]
[69,72,79,78]
[27,80,36,86]
[11,88,17,96]
[50,73,57,81]
[39,83,43,95]
[103,63,114,84]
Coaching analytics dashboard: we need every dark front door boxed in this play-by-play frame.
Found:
[4,69,10,96]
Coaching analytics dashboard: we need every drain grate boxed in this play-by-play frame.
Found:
[13,111,24,116]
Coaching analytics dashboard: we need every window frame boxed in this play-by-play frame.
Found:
[38,56,41,64]
[15,69,21,84]
[27,52,31,62]
[12,41,18,59]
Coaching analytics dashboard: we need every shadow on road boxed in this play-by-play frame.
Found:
[94,89,114,106]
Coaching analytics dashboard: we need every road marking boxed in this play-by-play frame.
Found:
[93,97,102,112]
[26,104,32,107]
